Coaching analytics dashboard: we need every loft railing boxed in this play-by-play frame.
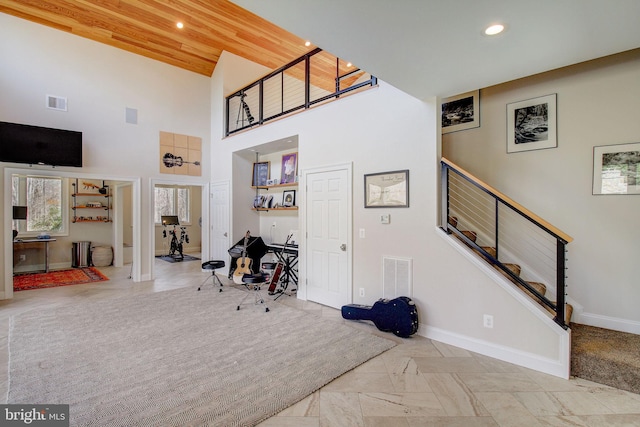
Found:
[440,158,573,329]
[225,48,377,136]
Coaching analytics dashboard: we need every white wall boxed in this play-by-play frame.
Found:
[211,52,570,377]
[0,14,211,287]
[443,49,640,334]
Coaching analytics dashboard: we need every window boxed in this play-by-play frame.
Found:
[12,175,68,235]
[154,186,190,224]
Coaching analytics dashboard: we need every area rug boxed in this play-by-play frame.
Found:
[8,286,395,426]
[156,254,201,263]
[12,267,109,291]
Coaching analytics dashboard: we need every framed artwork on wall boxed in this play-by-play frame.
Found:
[507,94,557,153]
[252,161,270,186]
[441,90,480,134]
[364,169,409,208]
[592,142,640,195]
[280,152,297,184]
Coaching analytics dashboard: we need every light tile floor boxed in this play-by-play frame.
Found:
[2,258,639,426]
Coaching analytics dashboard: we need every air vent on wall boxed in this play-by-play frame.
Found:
[382,256,412,299]
[47,95,67,111]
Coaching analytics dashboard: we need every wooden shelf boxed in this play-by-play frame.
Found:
[72,193,111,197]
[73,206,108,209]
[72,219,112,223]
[252,207,298,212]
[252,182,297,190]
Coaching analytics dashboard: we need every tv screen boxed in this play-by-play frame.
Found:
[0,121,82,167]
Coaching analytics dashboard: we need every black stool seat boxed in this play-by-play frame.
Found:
[202,260,225,270]
[198,260,225,292]
[242,273,266,283]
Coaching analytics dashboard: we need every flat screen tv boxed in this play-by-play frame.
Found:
[0,121,82,167]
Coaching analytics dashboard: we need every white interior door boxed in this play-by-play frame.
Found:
[210,181,230,274]
[305,166,351,308]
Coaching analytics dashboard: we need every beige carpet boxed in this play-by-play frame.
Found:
[8,286,395,426]
[571,323,640,395]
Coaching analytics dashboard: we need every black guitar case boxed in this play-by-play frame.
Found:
[341,296,419,338]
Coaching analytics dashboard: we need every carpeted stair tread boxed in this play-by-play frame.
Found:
[447,223,571,324]
[571,323,640,395]
[454,230,477,243]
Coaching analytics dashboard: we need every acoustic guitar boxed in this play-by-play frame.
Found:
[341,296,419,338]
[233,231,253,284]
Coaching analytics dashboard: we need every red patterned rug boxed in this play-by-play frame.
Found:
[13,267,109,292]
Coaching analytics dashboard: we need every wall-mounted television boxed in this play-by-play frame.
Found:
[0,121,83,167]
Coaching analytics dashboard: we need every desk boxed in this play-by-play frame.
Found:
[267,243,298,294]
[13,238,57,273]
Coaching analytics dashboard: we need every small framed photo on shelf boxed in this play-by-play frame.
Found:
[282,190,296,207]
[507,93,557,153]
[252,161,270,186]
[281,152,297,184]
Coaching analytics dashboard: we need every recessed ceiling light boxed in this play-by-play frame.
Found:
[176,22,184,29]
[305,41,311,47]
[484,24,504,36]
[346,62,352,67]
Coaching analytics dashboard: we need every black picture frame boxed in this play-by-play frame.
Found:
[282,190,296,207]
[252,161,270,186]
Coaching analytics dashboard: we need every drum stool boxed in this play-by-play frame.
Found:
[198,260,225,292]
[237,272,270,312]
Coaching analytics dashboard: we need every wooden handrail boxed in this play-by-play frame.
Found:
[441,158,573,243]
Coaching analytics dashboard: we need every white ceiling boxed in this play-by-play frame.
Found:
[232,0,640,100]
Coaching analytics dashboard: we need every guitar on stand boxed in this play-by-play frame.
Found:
[267,234,292,295]
[233,231,253,284]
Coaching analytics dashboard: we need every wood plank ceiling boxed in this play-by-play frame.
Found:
[0,0,316,78]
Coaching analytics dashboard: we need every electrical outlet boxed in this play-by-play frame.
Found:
[483,314,494,328]
[359,287,365,297]
[359,228,365,238]
[19,254,26,261]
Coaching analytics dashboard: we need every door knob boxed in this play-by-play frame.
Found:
[340,244,346,251]
[224,232,228,237]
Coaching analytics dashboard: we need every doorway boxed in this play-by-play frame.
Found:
[150,180,207,280]
[3,168,141,300]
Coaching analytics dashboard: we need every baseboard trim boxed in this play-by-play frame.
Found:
[418,323,570,379]
[576,312,640,335]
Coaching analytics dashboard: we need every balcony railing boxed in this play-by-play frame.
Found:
[441,158,573,329]
[225,48,377,136]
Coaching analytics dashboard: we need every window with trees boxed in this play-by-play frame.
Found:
[154,186,190,224]
[12,175,67,235]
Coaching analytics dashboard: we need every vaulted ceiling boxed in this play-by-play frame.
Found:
[0,0,312,77]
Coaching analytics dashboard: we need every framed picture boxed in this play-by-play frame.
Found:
[441,90,480,134]
[507,94,557,153]
[281,152,298,184]
[252,161,270,186]
[592,142,640,195]
[282,190,296,207]
[364,169,409,208]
